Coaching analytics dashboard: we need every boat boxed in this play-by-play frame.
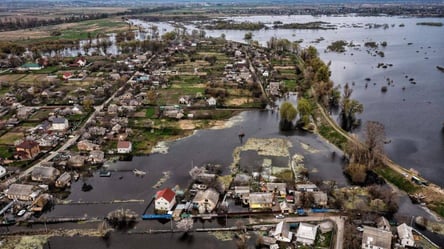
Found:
[133,169,146,176]
[99,169,111,177]
[436,65,444,72]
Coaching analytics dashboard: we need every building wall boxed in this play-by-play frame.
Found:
[155,197,176,211]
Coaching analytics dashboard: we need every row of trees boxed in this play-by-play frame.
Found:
[0,13,110,32]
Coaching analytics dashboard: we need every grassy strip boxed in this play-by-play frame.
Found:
[318,124,347,150]
[429,203,444,218]
[374,167,419,193]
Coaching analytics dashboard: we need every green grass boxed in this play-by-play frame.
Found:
[315,231,332,248]
[0,146,13,159]
[430,203,444,219]
[283,79,297,90]
[145,107,156,118]
[318,124,347,149]
[31,66,59,74]
[374,167,419,193]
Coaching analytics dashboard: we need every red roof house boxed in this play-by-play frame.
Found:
[155,188,176,212]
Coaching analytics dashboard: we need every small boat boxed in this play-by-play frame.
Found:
[437,65,444,72]
[99,169,111,177]
[133,169,146,176]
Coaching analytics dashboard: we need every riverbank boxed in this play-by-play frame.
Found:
[313,100,444,220]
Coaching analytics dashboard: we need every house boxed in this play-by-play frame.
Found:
[192,188,220,214]
[89,150,105,164]
[16,140,40,159]
[266,182,287,198]
[272,221,293,242]
[155,188,176,212]
[117,141,132,154]
[68,155,85,168]
[6,184,39,201]
[296,184,318,192]
[207,97,217,106]
[55,172,72,188]
[397,223,414,247]
[77,140,101,151]
[376,216,391,231]
[52,117,69,131]
[313,192,328,207]
[73,57,87,67]
[249,192,273,210]
[0,165,6,178]
[296,223,318,245]
[62,72,73,80]
[361,226,392,249]
[31,166,60,183]
[268,82,282,96]
[20,63,43,71]
[279,201,293,214]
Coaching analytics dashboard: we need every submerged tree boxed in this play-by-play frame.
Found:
[340,83,363,131]
[279,101,297,131]
[363,121,386,168]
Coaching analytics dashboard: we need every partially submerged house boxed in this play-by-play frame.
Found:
[117,141,132,154]
[55,172,72,188]
[5,183,39,201]
[155,188,176,212]
[397,223,414,247]
[249,192,273,210]
[192,188,220,214]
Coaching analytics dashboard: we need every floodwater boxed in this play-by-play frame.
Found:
[202,15,444,187]
[37,15,444,247]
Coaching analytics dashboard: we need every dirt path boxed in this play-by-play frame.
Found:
[316,102,444,208]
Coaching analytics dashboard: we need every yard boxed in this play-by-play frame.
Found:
[0,132,24,145]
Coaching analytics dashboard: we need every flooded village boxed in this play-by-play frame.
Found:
[0,3,444,249]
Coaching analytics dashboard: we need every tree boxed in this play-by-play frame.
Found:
[244,32,253,42]
[345,163,367,184]
[279,101,297,131]
[297,97,312,126]
[363,121,386,168]
[340,83,363,131]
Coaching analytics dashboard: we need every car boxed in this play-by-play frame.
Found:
[17,209,26,217]
[356,226,364,232]
[275,214,285,219]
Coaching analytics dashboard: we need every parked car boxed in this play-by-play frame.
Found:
[17,209,26,217]
[275,214,285,219]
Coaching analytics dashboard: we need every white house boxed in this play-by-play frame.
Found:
[192,188,220,214]
[296,223,318,245]
[155,188,176,212]
[362,226,392,249]
[52,117,69,131]
[272,221,293,242]
[207,97,217,106]
[397,223,414,247]
[0,165,6,178]
[117,141,132,154]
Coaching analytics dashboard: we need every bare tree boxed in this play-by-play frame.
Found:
[363,121,386,168]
